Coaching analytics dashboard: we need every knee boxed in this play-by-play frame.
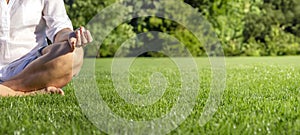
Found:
[52,48,84,84]
[43,43,84,87]
[51,53,74,87]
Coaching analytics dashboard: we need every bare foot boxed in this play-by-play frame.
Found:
[0,85,64,97]
[24,86,65,96]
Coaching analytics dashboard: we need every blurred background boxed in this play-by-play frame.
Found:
[64,0,300,57]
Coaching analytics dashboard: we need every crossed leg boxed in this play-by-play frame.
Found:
[0,41,84,97]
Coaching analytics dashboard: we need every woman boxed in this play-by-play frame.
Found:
[0,0,92,96]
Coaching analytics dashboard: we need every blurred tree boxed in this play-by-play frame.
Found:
[244,0,300,42]
[65,0,116,28]
[64,0,300,57]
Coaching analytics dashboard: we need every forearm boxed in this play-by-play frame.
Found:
[53,28,73,43]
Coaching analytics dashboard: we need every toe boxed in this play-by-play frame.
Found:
[46,87,64,95]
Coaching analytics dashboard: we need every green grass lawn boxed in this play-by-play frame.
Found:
[1,57,300,134]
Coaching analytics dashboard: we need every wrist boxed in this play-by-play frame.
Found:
[54,28,73,43]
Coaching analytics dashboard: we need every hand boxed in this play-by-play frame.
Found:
[68,26,93,50]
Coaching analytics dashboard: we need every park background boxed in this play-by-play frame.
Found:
[65,0,300,57]
[2,0,300,134]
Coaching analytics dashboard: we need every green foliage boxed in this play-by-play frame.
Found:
[172,27,206,56]
[242,0,300,56]
[64,0,300,57]
[263,0,300,36]
[100,24,136,57]
[65,0,116,28]
[264,25,300,56]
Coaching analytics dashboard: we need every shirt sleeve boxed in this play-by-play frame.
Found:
[43,0,73,43]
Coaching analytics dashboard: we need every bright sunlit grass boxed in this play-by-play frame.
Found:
[0,57,300,134]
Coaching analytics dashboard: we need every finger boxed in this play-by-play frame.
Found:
[76,30,82,47]
[68,37,76,51]
[68,32,76,51]
[86,30,93,43]
[80,27,88,45]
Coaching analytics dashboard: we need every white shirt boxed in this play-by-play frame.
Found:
[0,0,73,69]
